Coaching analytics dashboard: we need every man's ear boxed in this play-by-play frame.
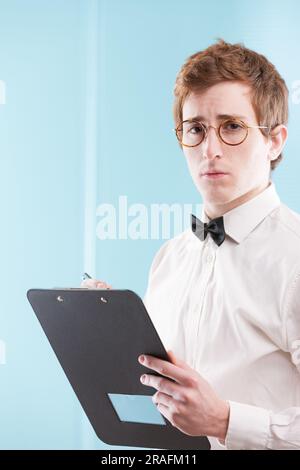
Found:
[268,125,288,162]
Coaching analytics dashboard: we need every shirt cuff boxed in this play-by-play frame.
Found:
[225,401,271,450]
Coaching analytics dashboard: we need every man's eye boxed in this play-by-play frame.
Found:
[188,125,204,134]
[223,121,243,131]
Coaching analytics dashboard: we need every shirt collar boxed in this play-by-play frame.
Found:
[200,181,281,244]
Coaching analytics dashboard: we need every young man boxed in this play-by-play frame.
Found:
[83,40,300,450]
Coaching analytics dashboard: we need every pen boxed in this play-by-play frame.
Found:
[82,272,92,281]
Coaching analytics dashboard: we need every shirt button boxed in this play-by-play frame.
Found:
[206,254,214,263]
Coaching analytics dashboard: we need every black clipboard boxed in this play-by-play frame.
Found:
[27,288,210,450]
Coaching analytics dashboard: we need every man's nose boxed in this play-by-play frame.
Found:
[201,126,223,160]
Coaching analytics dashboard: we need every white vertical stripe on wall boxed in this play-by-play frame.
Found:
[0,80,5,104]
[0,340,6,365]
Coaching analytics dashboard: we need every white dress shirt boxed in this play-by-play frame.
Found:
[143,182,300,450]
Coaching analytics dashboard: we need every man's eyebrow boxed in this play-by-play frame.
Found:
[184,113,248,122]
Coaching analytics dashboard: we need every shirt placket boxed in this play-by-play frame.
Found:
[190,236,217,369]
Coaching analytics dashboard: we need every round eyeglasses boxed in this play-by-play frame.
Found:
[174,118,270,147]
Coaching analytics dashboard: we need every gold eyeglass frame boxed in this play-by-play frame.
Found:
[174,118,270,147]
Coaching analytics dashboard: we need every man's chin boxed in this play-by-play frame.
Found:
[197,187,234,205]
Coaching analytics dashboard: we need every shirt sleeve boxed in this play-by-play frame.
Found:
[225,268,300,450]
[142,237,174,308]
[225,402,300,450]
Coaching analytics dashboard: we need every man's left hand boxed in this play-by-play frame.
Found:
[138,351,229,440]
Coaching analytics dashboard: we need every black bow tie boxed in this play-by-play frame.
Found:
[191,214,226,246]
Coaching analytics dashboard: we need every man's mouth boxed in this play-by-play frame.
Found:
[200,171,229,179]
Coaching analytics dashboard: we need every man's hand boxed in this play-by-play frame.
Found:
[138,351,229,441]
[80,278,112,289]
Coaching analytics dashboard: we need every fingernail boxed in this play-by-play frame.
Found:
[140,374,146,383]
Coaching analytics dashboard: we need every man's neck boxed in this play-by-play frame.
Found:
[204,181,271,220]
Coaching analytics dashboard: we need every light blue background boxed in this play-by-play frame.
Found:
[0,0,299,449]
[108,394,166,425]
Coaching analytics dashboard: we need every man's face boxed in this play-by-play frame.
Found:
[181,81,273,207]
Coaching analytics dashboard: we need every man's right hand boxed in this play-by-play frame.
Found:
[80,278,112,289]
